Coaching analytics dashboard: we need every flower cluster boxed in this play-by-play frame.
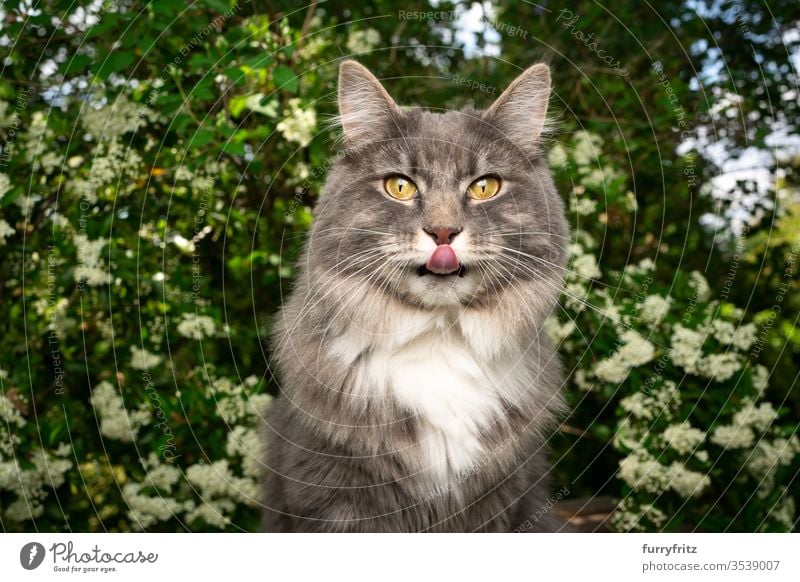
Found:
[91,380,151,442]
[115,372,271,531]
[73,234,110,287]
[0,391,73,523]
[176,312,216,340]
[276,98,317,148]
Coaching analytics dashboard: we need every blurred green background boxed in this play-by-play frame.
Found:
[0,0,798,531]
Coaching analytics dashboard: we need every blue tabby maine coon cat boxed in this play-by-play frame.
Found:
[262,61,569,532]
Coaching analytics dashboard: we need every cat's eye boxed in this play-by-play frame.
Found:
[384,176,418,200]
[467,176,502,200]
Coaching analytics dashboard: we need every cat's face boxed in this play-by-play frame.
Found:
[307,62,567,310]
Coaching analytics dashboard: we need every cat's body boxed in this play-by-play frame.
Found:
[262,62,569,532]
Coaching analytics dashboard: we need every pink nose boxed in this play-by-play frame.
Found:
[424,226,461,245]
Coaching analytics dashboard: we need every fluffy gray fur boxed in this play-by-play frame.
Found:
[262,61,569,532]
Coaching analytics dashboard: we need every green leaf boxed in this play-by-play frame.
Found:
[202,0,232,12]
[228,95,249,118]
[172,113,192,134]
[48,422,67,446]
[62,55,93,75]
[242,54,272,70]
[189,129,215,147]
[224,66,246,86]
[95,52,135,78]
[273,65,298,94]
[221,141,247,156]
[85,15,121,38]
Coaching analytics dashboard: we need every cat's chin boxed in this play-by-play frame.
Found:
[403,265,479,308]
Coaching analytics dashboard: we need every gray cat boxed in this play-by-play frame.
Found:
[262,61,569,532]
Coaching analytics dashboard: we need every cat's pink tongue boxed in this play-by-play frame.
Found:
[426,244,460,275]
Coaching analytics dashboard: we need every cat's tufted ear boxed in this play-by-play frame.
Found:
[485,64,551,147]
[337,60,400,144]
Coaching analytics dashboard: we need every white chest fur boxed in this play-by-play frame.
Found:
[329,309,534,482]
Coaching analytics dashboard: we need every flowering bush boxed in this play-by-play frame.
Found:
[0,3,318,531]
[548,132,799,532]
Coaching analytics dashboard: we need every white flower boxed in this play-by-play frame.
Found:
[571,253,601,279]
[123,482,190,530]
[0,447,72,522]
[614,417,646,450]
[73,234,110,286]
[699,352,741,382]
[639,294,671,325]
[563,281,588,312]
[711,319,736,344]
[142,453,181,490]
[544,317,576,343]
[184,498,236,529]
[23,112,53,170]
[746,436,800,478]
[548,144,567,168]
[619,381,680,421]
[0,173,11,199]
[666,462,710,497]
[751,364,769,395]
[594,357,629,383]
[572,196,597,216]
[733,402,778,432]
[611,498,665,532]
[710,424,755,449]
[573,368,593,391]
[13,192,40,219]
[346,28,381,54]
[689,271,710,301]
[636,258,655,272]
[669,325,705,374]
[731,323,758,351]
[226,426,263,479]
[594,330,655,383]
[624,190,638,212]
[663,422,706,455]
[90,380,150,442]
[69,138,142,203]
[184,458,261,528]
[176,313,216,340]
[130,346,162,370]
[618,450,670,493]
[276,98,316,148]
[81,94,142,140]
[581,167,613,190]
[762,491,796,531]
[572,131,602,166]
[0,395,25,427]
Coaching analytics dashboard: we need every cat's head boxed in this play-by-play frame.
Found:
[306,61,567,311]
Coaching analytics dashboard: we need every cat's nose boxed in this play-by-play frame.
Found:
[424,226,462,245]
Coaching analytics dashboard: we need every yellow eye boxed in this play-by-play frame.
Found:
[384,176,418,200]
[467,176,501,200]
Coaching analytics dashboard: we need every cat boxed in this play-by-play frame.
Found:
[262,61,570,532]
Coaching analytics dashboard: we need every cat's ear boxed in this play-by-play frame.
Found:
[485,64,551,146]
[337,60,400,144]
